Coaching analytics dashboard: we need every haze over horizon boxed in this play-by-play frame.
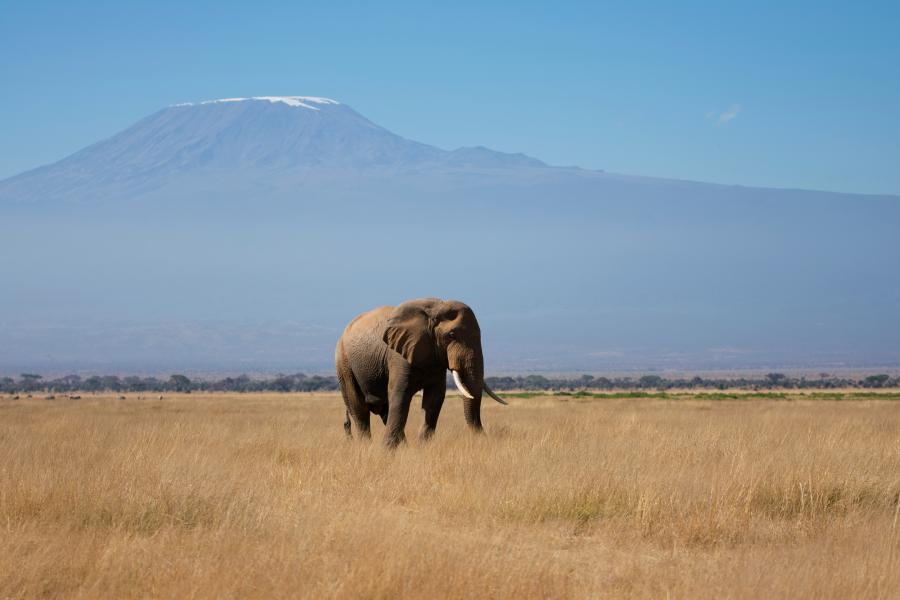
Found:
[1,2,898,375]
[2,95,898,374]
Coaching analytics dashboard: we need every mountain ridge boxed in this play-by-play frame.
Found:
[2,96,898,205]
[0,96,550,205]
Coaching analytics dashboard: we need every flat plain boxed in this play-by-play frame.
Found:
[1,390,899,599]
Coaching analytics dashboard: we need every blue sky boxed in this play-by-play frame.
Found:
[2,1,899,194]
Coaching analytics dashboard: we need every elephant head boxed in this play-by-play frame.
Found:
[382,298,507,430]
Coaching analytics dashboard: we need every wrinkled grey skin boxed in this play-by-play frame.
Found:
[335,298,507,447]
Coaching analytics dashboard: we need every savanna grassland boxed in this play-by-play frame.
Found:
[1,391,899,599]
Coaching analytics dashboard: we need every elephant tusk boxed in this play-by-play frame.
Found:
[483,381,509,405]
[451,370,475,399]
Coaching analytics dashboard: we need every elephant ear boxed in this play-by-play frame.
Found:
[382,299,440,367]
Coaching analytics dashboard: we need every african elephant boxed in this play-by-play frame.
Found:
[335,298,508,447]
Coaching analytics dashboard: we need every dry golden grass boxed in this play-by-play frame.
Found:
[1,391,899,599]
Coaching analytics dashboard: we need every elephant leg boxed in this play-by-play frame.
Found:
[347,389,371,439]
[384,384,415,448]
[419,379,447,441]
[336,355,370,439]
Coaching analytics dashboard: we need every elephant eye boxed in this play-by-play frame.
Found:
[448,330,457,339]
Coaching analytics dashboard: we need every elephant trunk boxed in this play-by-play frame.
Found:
[463,395,483,431]
[451,351,484,431]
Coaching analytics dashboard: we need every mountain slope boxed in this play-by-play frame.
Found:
[0,96,544,205]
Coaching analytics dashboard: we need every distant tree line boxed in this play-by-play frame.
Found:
[0,373,338,394]
[1,371,898,395]
[484,372,899,391]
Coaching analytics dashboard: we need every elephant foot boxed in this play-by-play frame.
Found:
[383,432,407,449]
[418,425,436,441]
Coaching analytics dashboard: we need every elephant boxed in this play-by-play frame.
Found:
[335,298,508,447]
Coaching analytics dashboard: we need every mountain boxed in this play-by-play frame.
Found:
[1,96,899,373]
[0,96,544,205]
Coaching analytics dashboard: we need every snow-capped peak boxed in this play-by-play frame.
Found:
[174,96,340,110]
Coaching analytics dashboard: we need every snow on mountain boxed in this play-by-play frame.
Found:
[176,96,341,109]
